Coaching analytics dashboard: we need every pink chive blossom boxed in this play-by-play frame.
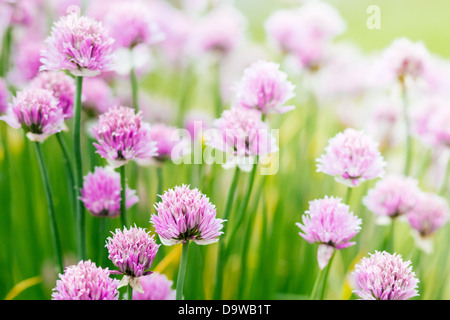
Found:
[92,105,158,168]
[30,71,75,119]
[316,128,386,188]
[148,123,190,163]
[184,110,212,142]
[0,88,64,142]
[51,260,119,300]
[40,6,115,77]
[132,273,176,300]
[191,4,246,57]
[233,60,295,115]
[151,184,225,246]
[14,38,44,82]
[104,0,165,50]
[206,107,278,171]
[81,77,118,116]
[106,225,160,292]
[80,166,138,218]
[407,192,449,253]
[352,251,419,300]
[0,79,9,114]
[363,175,421,223]
[296,196,362,270]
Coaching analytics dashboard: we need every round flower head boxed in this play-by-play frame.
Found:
[14,37,44,82]
[296,196,362,269]
[233,60,295,115]
[148,123,190,163]
[30,71,75,119]
[151,184,225,246]
[52,260,119,300]
[132,272,176,300]
[0,79,9,114]
[80,166,139,218]
[106,225,160,292]
[40,6,115,77]
[206,107,278,172]
[407,192,449,253]
[363,175,421,224]
[81,77,118,116]
[92,105,158,168]
[316,128,386,187]
[352,251,419,300]
[0,88,65,142]
[104,0,165,49]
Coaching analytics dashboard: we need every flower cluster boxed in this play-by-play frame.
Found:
[132,273,176,300]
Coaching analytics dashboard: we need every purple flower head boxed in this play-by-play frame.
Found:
[132,272,176,300]
[104,0,165,49]
[52,260,119,300]
[0,88,65,142]
[206,107,278,172]
[106,225,160,292]
[184,110,212,142]
[40,6,115,77]
[14,38,44,82]
[352,251,419,300]
[296,196,362,269]
[92,105,158,168]
[0,79,9,114]
[316,128,386,187]
[81,77,118,116]
[151,184,225,246]
[80,166,138,218]
[148,123,190,163]
[407,192,449,239]
[30,71,75,119]
[363,175,421,221]
[233,60,295,115]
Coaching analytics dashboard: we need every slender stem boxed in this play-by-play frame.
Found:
[176,240,190,300]
[318,251,336,300]
[120,165,128,228]
[34,142,64,274]
[214,167,240,300]
[130,67,139,111]
[73,76,86,260]
[0,25,12,77]
[213,61,222,118]
[56,132,75,219]
[156,165,163,204]
[310,267,325,300]
[344,187,353,205]
[401,80,412,176]
[128,284,133,300]
[99,218,106,267]
[439,157,450,196]
[386,218,396,253]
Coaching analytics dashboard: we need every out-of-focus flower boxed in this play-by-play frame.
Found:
[106,225,160,292]
[296,196,362,269]
[0,88,64,142]
[40,6,115,77]
[148,123,190,164]
[265,1,346,71]
[190,4,246,58]
[407,192,449,253]
[0,79,9,114]
[151,184,225,246]
[13,38,44,82]
[30,71,75,119]
[206,107,278,171]
[316,128,386,188]
[80,166,138,218]
[81,77,118,116]
[132,272,176,300]
[92,105,158,168]
[52,260,119,300]
[352,251,419,300]
[233,60,295,115]
[104,0,164,50]
[184,110,212,142]
[363,175,421,224]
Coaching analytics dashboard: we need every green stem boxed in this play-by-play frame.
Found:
[156,165,163,203]
[73,76,86,260]
[34,142,64,274]
[120,165,128,228]
[176,240,190,300]
[128,284,133,300]
[56,132,75,219]
[386,218,396,253]
[318,251,335,300]
[0,25,12,77]
[344,187,353,205]
[214,167,240,300]
[310,267,325,300]
[130,67,139,110]
[438,158,450,196]
[401,81,412,176]
[213,61,222,118]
